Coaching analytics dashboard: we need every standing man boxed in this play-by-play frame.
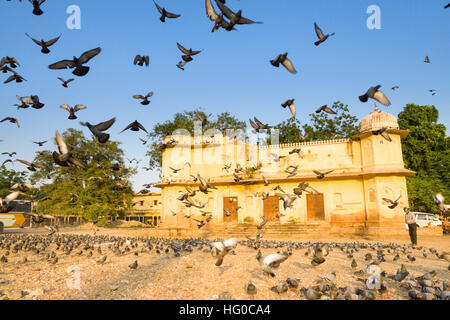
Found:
[404,207,418,245]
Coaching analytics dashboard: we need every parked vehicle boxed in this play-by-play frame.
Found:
[0,213,26,232]
[413,212,443,228]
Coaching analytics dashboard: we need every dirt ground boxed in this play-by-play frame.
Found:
[0,227,449,300]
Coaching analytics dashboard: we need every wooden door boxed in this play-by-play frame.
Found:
[307,194,325,221]
[263,196,280,222]
[223,197,238,222]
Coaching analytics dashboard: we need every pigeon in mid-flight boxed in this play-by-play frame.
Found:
[359,85,391,106]
[80,118,116,143]
[315,105,337,115]
[60,104,86,120]
[57,77,74,88]
[120,121,148,134]
[48,47,101,76]
[134,55,149,67]
[177,43,202,62]
[25,33,61,54]
[205,0,235,32]
[270,53,297,74]
[133,92,154,105]
[314,23,335,46]
[281,99,296,117]
[215,0,263,31]
[153,1,181,22]
[29,0,46,16]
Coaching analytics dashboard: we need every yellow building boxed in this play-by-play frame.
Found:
[126,192,162,226]
[155,109,416,235]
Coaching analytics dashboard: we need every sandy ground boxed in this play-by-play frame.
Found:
[0,227,449,300]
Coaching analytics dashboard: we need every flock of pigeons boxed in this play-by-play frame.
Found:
[0,1,449,300]
[0,233,449,300]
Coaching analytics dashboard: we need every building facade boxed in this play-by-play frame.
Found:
[155,109,416,234]
[126,192,162,226]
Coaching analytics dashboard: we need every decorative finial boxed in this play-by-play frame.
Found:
[374,102,379,112]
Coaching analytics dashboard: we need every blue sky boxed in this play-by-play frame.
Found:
[0,0,449,191]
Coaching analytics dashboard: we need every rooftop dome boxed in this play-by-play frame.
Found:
[359,105,399,133]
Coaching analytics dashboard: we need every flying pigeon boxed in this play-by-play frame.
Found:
[60,104,86,120]
[48,47,101,77]
[25,33,61,54]
[359,85,391,106]
[270,53,297,74]
[153,1,181,22]
[80,117,116,143]
[314,22,335,46]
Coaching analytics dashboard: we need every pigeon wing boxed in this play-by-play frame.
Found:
[176,42,190,55]
[282,57,297,74]
[153,0,163,14]
[55,131,69,155]
[164,11,181,18]
[49,59,76,70]
[205,0,219,21]
[373,91,391,106]
[78,47,101,64]
[314,23,325,39]
[215,0,235,20]
[136,121,148,133]
[249,119,259,129]
[73,104,87,112]
[60,104,72,112]
[95,117,116,132]
[25,33,42,46]
[44,34,61,47]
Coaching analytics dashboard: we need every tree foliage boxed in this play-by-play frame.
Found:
[398,104,449,213]
[30,129,135,220]
[302,101,359,141]
[146,110,247,170]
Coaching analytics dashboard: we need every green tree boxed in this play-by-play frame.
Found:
[398,104,449,213]
[0,166,24,198]
[302,101,359,141]
[146,110,247,170]
[30,129,136,221]
[269,117,305,144]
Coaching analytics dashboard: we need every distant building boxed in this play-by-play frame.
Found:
[126,192,162,226]
[155,109,417,235]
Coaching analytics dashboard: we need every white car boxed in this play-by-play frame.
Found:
[413,212,442,228]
